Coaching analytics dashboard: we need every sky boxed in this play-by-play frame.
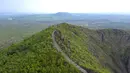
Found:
[0,0,130,14]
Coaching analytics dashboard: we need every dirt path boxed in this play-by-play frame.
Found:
[52,30,88,73]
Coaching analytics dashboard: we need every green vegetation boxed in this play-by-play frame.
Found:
[0,25,79,73]
[1,23,130,73]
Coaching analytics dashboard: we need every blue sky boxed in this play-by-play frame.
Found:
[0,0,130,13]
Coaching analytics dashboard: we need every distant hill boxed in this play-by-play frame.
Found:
[0,23,130,73]
[54,12,72,16]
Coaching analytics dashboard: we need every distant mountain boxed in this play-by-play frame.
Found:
[0,23,130,73]
[54,12,72,16]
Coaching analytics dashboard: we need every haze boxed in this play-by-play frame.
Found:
[0,0,130,14]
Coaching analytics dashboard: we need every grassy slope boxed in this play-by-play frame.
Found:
[55,23,111,73]
[0,25,79,73]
